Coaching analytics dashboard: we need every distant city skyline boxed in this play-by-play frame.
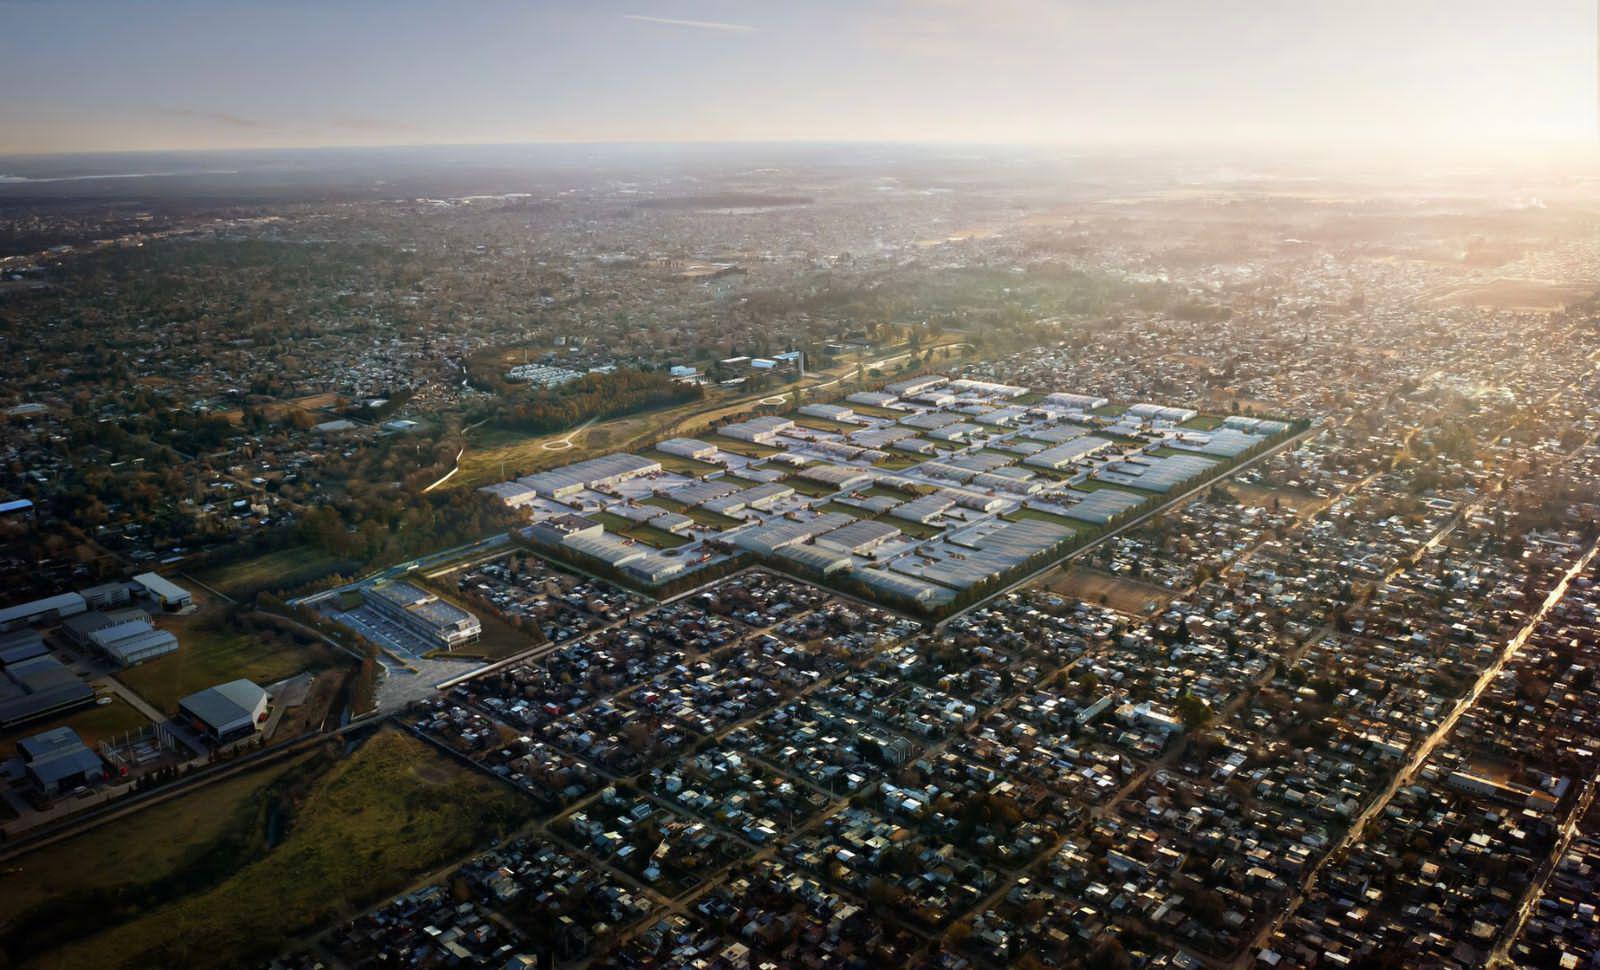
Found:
[1,0,1594,154]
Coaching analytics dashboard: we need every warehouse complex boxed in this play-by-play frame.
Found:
[481,374,1296,615]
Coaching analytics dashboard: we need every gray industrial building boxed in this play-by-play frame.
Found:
[18,726,105,796]
[180,679,269,743]
[366,582,482,649]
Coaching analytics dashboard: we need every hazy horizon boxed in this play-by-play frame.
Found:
[3,0,1596,156]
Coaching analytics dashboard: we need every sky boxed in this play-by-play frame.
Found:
[0,0,1594,154]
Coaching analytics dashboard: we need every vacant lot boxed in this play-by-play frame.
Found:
[34,728,529,970]
[1227,482,1325,516]
[118,600,350,713]
[0,750,320,963]
[1431,278,1594,311]
[1044,565,1175,615]
[191,546,354,600]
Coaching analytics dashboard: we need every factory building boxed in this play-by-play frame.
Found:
[132,573,193,611]
[516,453,661,500]
[18,726,105,796]
[0,592,86,632]
[366,582,482,649]
[180,679,270,743]
[717,416,794,446]
[0,653,94,729]
[656,438,720,462]
[87,619,178,666]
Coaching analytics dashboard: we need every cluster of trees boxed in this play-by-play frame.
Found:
[486,368,703,436]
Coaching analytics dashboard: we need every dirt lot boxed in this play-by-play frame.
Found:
[1043,565,1175,615]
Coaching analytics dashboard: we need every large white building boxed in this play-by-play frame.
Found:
[366,582,482,649]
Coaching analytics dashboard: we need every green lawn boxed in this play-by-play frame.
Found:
[643,496,743,530]
[191,545,354,600]
[0,696,151,754]
[1179,415,1225,431]
[35,729,529,970]
[117,617,346,714]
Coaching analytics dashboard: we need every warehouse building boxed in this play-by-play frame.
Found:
[366,582,481,649]
[845,390,899,408]
[891,494,957,524]
[88,619,178,666]
[796,463,874,492]
[516,453,661,500]
[18,726,105,796]
[717,416,794,445]
[1126,403,1198,424]
[656,438,720,462]
[79,582,132,610]
[884,375,948,397]
[734,512,855,557]
[132,573,193,612]
[526,513,604,547]
[777,543,853,577]
[815,519,902,555]
[799,403,857,424]
[1094,453,1218,493]
[1024,436,1114,471]
[0,653,94,728]
[0,630,45,666]
[0,592,87,631]
[479,480,540,508]
[180,679,269,743]
[1041,392,1109,411]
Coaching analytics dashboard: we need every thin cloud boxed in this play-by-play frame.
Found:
[162,108,267,129]
[622,13,756,33]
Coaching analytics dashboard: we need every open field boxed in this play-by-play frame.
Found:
[0,751,320,962]
[118,598,350,713]
[0,695,151,753]
[642,495,743,530]
[1043,565,1176,615]
[1227,481,1326,515]
[1429,278,1594,311]
[32,728,530,970]
[190,546,354,600]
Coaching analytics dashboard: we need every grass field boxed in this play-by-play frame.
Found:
[709,438,780,459]
[1003,507,1081,531]
[1044,565,1175,615]
[793,416,855,434]
[0,751,319,961]
[118,601,350,714]
[784,477,837,499]
[33,729,530,970]
[642,495,743,530]
[641,449,721,477]
[0,696,151,753]
[591,512,691,549]
[191,546,354,600]
[1179,415,1225,431]
[1073,478,1150,496]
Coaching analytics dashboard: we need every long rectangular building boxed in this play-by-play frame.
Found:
[366,582,481,649]
[516,453,661,500]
